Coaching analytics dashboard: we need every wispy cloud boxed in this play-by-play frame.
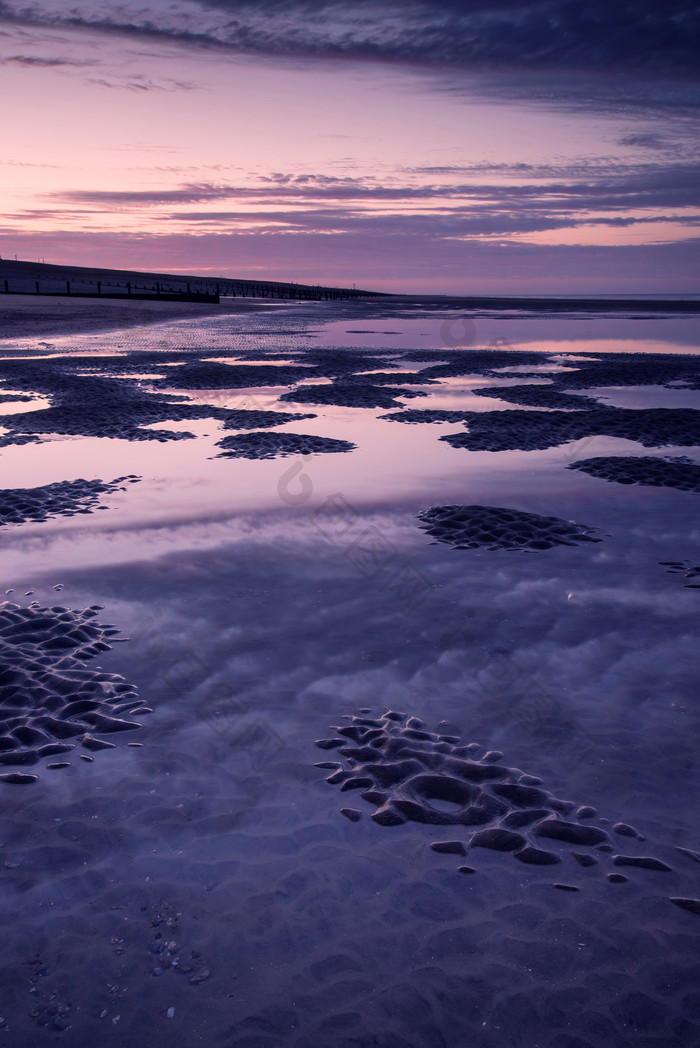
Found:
[50,160,700,216]
[618,132,671,151]
[83,73,196,91]
[0,52,96,67]
[35,155,698,261]
[0,158,62,168]
[2,2,697,292]
[166,209,700,232]
[0,1,698,78]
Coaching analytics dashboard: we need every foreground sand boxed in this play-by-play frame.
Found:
[0,294,283,340]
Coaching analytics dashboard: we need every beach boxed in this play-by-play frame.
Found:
[1,295,700,1047]
[0,295,288,341]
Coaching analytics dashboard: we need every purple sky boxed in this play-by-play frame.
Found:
[1,1,699,293]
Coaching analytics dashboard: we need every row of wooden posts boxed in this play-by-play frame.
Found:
[2,278,366,301]
[2,278,218,302]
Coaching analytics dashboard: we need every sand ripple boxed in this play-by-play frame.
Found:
[316,709,687,891]
[568,454,700,493]
[214,432,356,459]
[280,383,427,409]
[0,475,140,526]
[417,504,600,551]
[0,601,144,782]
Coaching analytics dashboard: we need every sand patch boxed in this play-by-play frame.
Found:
[316,710,691,895]
[440,406,700,452]
[0,601,145,782]
[568,454,700,493]
[0,476,140,526]
[473,383,593,409]
[416,505,600,551]
[154,361,311,389]
[280,383,428,409]
[0,361,231,441]
[214,432,356,460]
[221,409,317,430]
[660,560,700,587]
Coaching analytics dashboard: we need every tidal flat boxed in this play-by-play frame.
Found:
[1,297,699,1047]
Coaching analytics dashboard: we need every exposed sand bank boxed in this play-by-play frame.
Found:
[0,294,287,342]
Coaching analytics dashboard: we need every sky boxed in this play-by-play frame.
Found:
[0,0,699,294]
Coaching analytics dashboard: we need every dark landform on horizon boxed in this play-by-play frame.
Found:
[0,259,378,303]
[1,259,699,312]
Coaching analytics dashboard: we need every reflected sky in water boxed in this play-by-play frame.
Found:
[2,303,700,1044]
[2,307,700,584]
[2,307,699,764]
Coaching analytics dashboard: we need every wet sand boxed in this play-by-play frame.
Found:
[0,294,283,341]
[1,301,700,1046]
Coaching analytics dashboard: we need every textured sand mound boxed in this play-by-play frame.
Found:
[221,409,316,430]
[0,476,141,526]
[380,408,472,425]
[286,349,400,376]
[568,455,700,493]
[551,352,700,390]
[155,361,311,389]
[0,433,42,449]
[440,406,700,452]
[417,348,700,389]
[337,371,435,385]
[417,349,546,379]
[0,370,229,442]
[0,350,420,441]
[280,383,427,409]
[417,504,600,551]
[214,431,356,459]
[473,383,593,410]
[660,560,700,587]
[0,601,145,782]
[316,710,682,888]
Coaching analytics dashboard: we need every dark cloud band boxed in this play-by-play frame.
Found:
[0,0,698,75]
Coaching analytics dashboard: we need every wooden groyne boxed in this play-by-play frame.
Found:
[0,260,382,303]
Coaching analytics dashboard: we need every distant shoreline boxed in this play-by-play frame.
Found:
[383,293,700,312]
[2,290,700,345]
[1,259,698,313]
[0,259,376,303]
